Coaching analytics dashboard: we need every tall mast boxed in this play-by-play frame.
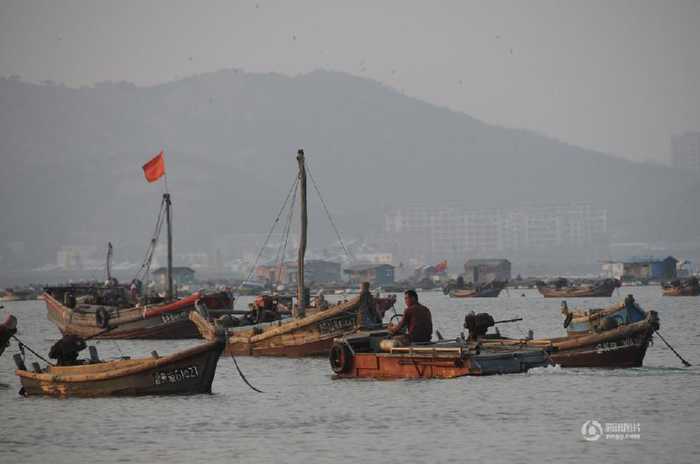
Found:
[105,242,113,282]
[295,149,307,318]
[164,193,173,300]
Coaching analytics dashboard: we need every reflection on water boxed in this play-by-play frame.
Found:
[1,287,699,463]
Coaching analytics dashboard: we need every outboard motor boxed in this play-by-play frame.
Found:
[464,312,495,341]
[48,334,87,366]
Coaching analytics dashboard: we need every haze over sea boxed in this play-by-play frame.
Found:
[1,286,699,464]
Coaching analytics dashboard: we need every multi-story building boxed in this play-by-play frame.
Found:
[384,203,607,263]
[671,132,700,173]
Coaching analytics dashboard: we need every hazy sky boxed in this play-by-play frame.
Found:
[1,0,699,164]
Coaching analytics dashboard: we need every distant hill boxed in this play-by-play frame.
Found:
[1,70,698,269]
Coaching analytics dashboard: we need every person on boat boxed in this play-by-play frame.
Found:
[357,282,382,328]
[48,334,87,365]
[388,289,432,343]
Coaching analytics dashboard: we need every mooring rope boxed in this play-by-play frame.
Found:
[229,354,264,393]
[11,335,55,366]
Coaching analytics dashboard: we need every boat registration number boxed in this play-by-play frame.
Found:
[318,314,355,335]
[153,365,199,385]
[596,336,639,351]
[161,311,188,323]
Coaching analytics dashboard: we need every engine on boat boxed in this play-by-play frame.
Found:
[464,312,495,341]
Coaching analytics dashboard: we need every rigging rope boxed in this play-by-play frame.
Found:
[233,176,300,301]
[305,163,354,262]
[273,179,298,288]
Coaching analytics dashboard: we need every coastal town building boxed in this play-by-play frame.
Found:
[384,203,607,263]
[464,259,511,284]
[152,266,196,287]
[255,260,341,285]
[343,263,395,286]
[671,132,700,174]
[601,256,678,281]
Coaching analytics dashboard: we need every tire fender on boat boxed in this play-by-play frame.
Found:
[329,342,353,374]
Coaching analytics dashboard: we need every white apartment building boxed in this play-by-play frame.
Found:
[385,203,607,262]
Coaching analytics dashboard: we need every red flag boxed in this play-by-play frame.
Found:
[434,260,448,273]
[142,151,165,183]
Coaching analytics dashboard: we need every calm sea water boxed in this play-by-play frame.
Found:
[1,286,699,464]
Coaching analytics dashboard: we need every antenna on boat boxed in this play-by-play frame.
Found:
[295,149,307,319]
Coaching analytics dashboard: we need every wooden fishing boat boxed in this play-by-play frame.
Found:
[536,278,620,298]
[191,150,389,357]
[0,288,39,301]
[1,314,17,358]
[45,289,231,339]
[44,194,234,339]
[481,295,659,368]
[191,294,370,356]
[15,336,224,397]
[661,277,700,296]
[445,279,506,298]
[329,330,549,379]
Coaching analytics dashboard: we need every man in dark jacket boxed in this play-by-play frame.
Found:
[388,289,432,343]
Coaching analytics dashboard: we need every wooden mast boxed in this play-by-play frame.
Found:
[105,242,113,282]
[295,149,307,319]
[164,193,173,301]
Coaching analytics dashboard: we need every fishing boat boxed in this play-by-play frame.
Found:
[536,278,620,298]
[14,334,224,397]
[44,195,234,339]
[661,277,700,296]
[448,280,506,298]
[329,329,549,379]
[1,314,17,358]
[481,295,659,367]
[0,288,40,301]
[190,150,391,356]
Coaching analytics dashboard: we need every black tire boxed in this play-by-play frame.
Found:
[329,342,353,374]
[95,307,110,329]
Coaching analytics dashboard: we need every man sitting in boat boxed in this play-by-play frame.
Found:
[388,289,433,344]
[48,334,87,366]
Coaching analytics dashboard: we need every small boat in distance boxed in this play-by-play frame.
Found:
[662,277,700,296]
[536,277,620,298]
[448,280,506,298]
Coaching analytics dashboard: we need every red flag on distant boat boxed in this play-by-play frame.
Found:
[434,260,448,273]
[142,150,165,183]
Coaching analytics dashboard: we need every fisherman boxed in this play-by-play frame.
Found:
[388,289,432,344]
[357,282,382,328]
[48,334,87,366]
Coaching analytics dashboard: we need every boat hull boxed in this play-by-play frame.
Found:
[45,291,231,339]
[1,314,18,358]
[449,288,502,298]
[537,284,617,298]
[484,312,657,368]
[334,347,546,379]
[191,296,367,357]
[662,287,700,296]
[16,341,224,397]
